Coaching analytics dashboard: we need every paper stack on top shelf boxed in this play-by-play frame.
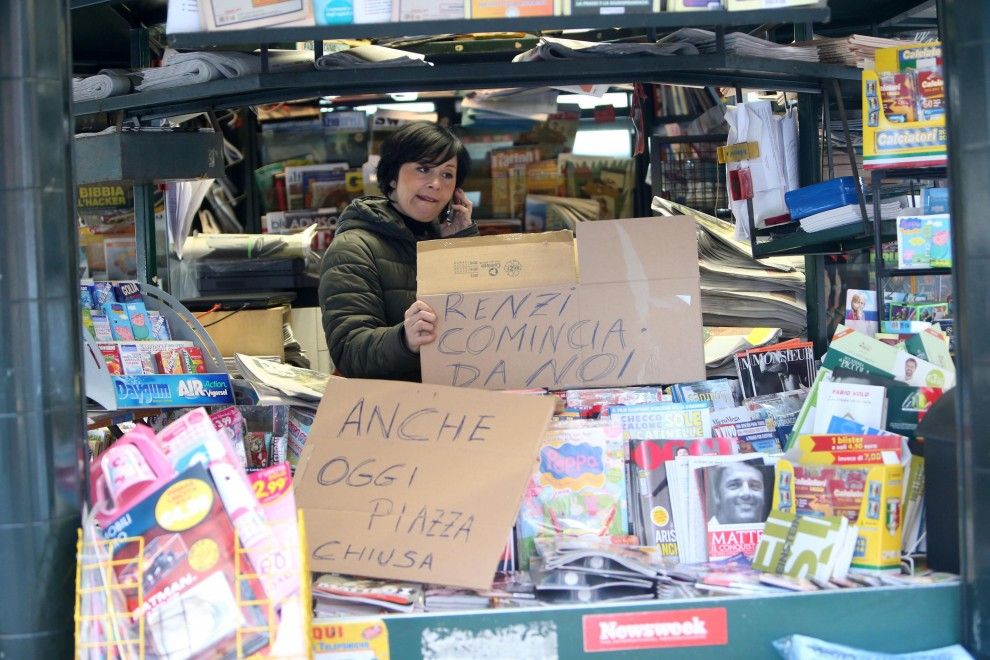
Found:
[798,199,903,233]
[810,34,920,69]
[659,28,819,62]
[653,196,807,339]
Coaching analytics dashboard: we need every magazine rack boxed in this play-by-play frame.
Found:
[84,283,235,410]
[75,511,312,659]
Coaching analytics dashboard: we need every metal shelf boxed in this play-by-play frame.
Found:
[73,54,859,119]
[752,219,896,259]
[882,267,953,277]
[362,584,960,658]
[168,4,830,48]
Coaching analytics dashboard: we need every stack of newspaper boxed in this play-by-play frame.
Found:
[512,36,699,63]
[811,34,920,69]
[234,353,329,407]
[659,29,818,62]
[653,196,807,337]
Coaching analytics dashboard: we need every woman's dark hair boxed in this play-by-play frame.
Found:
[376,121,471,198]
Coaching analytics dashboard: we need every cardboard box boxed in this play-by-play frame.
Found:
[418,216,705,390]
[775,455,904,573]
[199,306,285,359]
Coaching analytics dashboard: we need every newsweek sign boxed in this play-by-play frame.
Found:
[583,608,728,652]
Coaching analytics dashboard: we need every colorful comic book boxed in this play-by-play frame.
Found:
[516,422,627,570]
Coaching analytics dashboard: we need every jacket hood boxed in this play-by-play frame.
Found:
[335,196,436,243]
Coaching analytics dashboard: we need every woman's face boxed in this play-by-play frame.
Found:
[390,157,457,222]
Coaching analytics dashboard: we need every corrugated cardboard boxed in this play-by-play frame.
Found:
[293,378,555,590]
[418,230,576,295]
[199,306,285,359]
[418,216,705,390]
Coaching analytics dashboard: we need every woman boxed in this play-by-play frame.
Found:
[318,121,476,381]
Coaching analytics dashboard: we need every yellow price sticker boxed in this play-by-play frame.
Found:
[251,463,291,504]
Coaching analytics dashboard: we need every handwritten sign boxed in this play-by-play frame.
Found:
[419,217,705,390]
[294,378,555,590]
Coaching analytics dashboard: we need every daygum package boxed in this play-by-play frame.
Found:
[91,314,113,341]
[148,311,172,341]
[179,346,207,374]
[98,343,123,375]
[91,280,115,307]
[80,283,95,310]
[155,349,185,375]
[119,343,155,375]
[114,280,143,303]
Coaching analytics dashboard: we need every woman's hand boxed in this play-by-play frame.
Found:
[440,188,474,237]
[403,300,437,353]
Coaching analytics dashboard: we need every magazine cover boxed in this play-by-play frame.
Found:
[629,438,709,558]
[845,289,879,338]
[745,341,816,396]
[103,463,270,659]
[702,459,775,561]
[516,423,627,570]
[609,402,713,439]
[671,378,737,410]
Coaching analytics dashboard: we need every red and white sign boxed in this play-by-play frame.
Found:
[582,608,728,653]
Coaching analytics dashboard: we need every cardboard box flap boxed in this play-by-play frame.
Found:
[576,216,699,284]
[418,230,578,295]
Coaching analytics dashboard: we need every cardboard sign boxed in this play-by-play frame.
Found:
[294,378,555,590]
[418,217,705,390]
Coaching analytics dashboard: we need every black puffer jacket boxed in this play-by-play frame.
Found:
[318,196,478,381]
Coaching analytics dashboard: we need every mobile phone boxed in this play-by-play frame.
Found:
[444,203,453,223]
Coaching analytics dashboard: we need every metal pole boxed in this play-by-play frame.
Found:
[942,0,990,654]
[0,1,83,657]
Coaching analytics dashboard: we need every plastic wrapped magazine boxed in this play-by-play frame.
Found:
[180,224,319,263]
[234,353,331,404]
[773,635,973,660]
[535,538,674,578]
[312,574,424,613]
[516,421,628,570]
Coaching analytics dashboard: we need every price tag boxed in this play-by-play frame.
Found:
[250,462,291,504]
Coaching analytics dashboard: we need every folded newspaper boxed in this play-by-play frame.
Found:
[180,224,318,263]
[234,353,330,404]
[315,45,429,70]
[513,36,699,63]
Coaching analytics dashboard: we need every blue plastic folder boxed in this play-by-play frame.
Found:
[784,177,861,221]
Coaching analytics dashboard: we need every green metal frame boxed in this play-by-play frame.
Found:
[372,585,960,658]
